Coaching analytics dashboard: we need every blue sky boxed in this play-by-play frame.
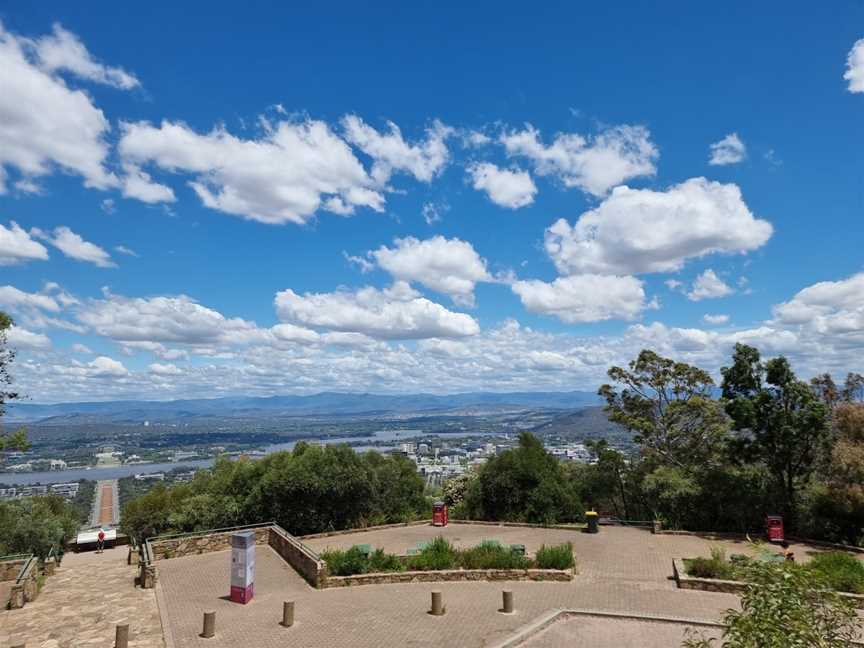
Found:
[1,1,862,402]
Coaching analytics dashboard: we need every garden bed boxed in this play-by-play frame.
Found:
[673,549,864,608]
[319,536,576,587]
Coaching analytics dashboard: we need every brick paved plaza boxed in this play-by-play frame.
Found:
[156,524,798,648]
[1,524,858,647]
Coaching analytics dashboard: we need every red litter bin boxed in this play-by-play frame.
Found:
[766,515,784,543]
[432,501,448,527]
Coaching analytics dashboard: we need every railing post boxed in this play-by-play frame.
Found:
[201,611,216,638]
[114,623,129,648]
[280,600,295,627]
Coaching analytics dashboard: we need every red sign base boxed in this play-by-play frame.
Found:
[230,583,254,604]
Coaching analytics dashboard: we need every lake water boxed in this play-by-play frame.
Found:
[0,428,503,485]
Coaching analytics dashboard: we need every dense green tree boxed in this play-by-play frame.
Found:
[600,349,731,468]
[0,311,27,452]
[721,344,829,524]
[121,443,427,540]
[463,432,581,524]
[0,495,78,558]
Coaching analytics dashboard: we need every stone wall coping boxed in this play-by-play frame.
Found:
[323,567,573,588]
[298,519,431,539]
[448,519,586,531]
[672,557,864,609]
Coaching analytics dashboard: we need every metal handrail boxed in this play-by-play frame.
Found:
[147,521,276,543]
[15,556,36,584]
[0,553,31,562]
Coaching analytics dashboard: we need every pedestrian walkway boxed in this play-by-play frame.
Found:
[91,479,119,528]
[157,526,745,648]
[0,546,164,648]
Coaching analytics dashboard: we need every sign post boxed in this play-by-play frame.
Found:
[230,531,255,604]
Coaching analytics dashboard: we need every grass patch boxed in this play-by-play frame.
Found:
[535,542,575,570]
[407,536,459,571]
[459,541,530,569]
[807,551,864,595]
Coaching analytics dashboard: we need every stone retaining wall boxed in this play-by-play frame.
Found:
[0,557,28,582]
[8,558,40,609]
[672,558,864,608]
[268,525,326,588]
[149,527,270,560]
[324,567,573,588]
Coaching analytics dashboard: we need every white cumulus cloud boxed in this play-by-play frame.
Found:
[274,281,479,340]
[34,23,140,89]
[687,269,734,301]
[0,222,49,265]
[370,236,491,306]
[845,38,864,93]
[341,115,451,185]
[703,314,730,325]
[0,22,118,194]
[511,274,651,323]
[32,226,115,268]
[118,118,385,225]
[7,325,51,350]
[467,162,537,209]
[500,124,658,196]
[544,178,773,275]
[709,133,747,166]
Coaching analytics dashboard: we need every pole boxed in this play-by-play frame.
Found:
[114,623,129,648]
[430,591,445,616]
[201,611,216,638]
[502,590,514,614]
[281,600,295,627]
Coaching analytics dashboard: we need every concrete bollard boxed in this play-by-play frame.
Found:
[280,600,295,627]
[501,590,514,614]
[115,623,130,648]
[430,591,445,616]
[201,611,216,638]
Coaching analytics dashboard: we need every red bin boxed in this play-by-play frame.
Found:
[432,501,448,527]
[766,515,784,543]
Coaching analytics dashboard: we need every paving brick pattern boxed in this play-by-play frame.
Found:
[157,525,758,648]
[0,547,165,648]
[522,616,724,647]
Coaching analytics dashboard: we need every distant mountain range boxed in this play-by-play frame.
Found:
[6,390,602,424]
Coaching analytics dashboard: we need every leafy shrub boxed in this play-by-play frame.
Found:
[407,536,458,571]
[321,546,372,576]
[534,542,575,570]
[685,548,735,580]
[807,551,864,594]
[459,541,529,569]
[368,548,404,573]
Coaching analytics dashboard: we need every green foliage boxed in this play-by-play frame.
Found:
[722,344,830,523]
[807,552,864,595]
[407,536,458,571]
[120,446,426,540]
[442,472,476,507]
[0,310,28,452]
[321,546,387,576]
[0,495,78,558]
[600,349,731,468]
[462,432,581,524]
[685,547,735,580]
[721,560,859,648]
[458,541,529,569]
[368,548,404,573]
[534,542,575,570]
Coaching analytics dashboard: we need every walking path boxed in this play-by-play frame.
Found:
[91,479,119,528]
[0,547,165,648]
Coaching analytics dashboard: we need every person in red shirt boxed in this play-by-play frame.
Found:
[97,529,105,554]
